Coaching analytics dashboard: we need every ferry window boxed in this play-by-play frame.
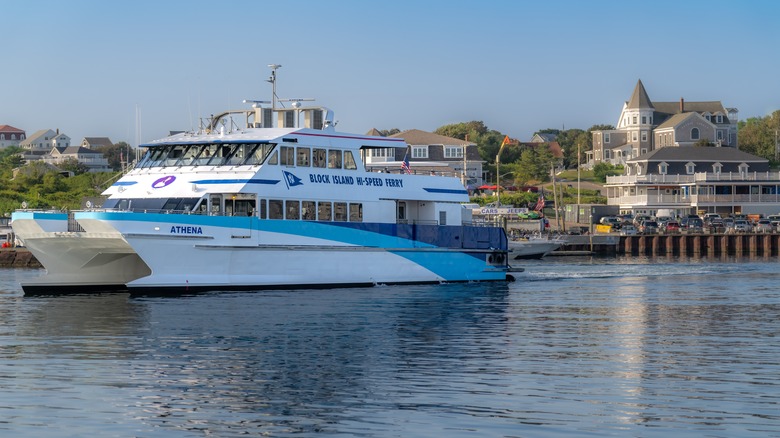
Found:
[269,200,283,219]
[175,145,199,167]
[179,198,198,212]
[349,203,362,222]
[257,199,267,219]
[207,145,232,166]
[334,202,347,221]
[318,201,332,221]
[343,151,357,170]
[267,150,278,165]
[145,148,166,168]
[164,145,185,167]
[226,144,249,166]
[297,147,310,167]
[286,200,300,220]
[244,143,274,165]
[328,150,342,169]
[162,198,182,212]
[313,148,327,168]
[301,201,316,220]
[197,145,218,166]
[233,199,255,216]
[280,146,295,166]
[439,211,447,226]
[210,195,222,215]
[397,202,406,221]
[136,150,152,167]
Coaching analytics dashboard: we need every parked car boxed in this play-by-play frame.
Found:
[663,221,681,234]
[599,216,622,230]
[684,217,704,234]
[733,220,751,233]
[768,215,780,229]
[708,218,726,233]
[639,220,659,234]
[703,213,722,224]
[633,215,651,228]
[620,224,637,236]
[754,219,773,233]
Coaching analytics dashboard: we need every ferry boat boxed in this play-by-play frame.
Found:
[11,66,512,294]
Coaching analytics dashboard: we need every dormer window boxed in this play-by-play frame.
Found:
[716,115,723,123]
[704,113,711,121]
[412,146,428,159]
[686,162,696,174]
[738,162,749,177]
[712,162,722,175]
[658,162,668,175]
[691,128,700,140]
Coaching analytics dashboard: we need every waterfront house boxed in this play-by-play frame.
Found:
[362,129,485,188]
[41,146,111,173]
[0,125,26,148]
[589,79,739,167]
[81,137,113,149]
[603,146,780,217]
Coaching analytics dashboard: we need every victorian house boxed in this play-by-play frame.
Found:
[589,79,738,167]
[598,81,780,217]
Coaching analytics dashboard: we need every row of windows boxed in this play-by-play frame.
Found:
[135,143,359,170]
[202,198,362,221]
[106,196,364,222]
[0,134,25,140]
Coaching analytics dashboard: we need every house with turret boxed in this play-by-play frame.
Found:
[589,80,738,167]
[597,80,780,217]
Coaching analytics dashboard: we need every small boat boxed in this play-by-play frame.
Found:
[508,235,565,259]
[11,65,514,294]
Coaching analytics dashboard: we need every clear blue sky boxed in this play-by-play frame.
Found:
[2,0,779,146]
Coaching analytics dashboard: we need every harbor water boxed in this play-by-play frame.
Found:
[1,257,779,437]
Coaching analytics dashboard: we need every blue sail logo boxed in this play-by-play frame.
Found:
[282,170,303,188]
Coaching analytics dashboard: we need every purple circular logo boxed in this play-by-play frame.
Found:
[152,175,176,189]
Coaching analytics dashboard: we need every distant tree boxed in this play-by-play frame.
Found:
[738,111,780,163]
[58,158,90,175]
[378,128,400,137]
[592,162,623,182]
[434,121,489,140]
[96,141,132,171]
[694,138,715,147]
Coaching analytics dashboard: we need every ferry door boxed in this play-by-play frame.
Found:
[209,194,223,216]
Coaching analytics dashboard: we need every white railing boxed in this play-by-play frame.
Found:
[608,194,692,206]
[606,174,696,185]
[694,171,780,182]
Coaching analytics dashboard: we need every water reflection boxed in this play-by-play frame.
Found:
[1,262,779,436]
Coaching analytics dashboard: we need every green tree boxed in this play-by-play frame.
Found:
[58,158,90,175]
[738,111,780,163]
[96,141,132,171]
[592,162,623,182]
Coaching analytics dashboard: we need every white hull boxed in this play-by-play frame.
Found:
[508,238,563,259]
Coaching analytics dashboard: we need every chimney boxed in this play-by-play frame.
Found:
[680,98,684,113]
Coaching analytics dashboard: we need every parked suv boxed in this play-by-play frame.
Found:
[639,220,659,234]
[684,217,704,234]
[733,220,751,233]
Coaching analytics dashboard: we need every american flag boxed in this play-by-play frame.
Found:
[401,152,411,174]
[534,195,545,211]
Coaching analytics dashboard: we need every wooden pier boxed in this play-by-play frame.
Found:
[554,233,780,257]
[618,233,780,257]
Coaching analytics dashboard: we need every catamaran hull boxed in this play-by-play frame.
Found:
[16,213,508,294]
[18,233,152,293]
